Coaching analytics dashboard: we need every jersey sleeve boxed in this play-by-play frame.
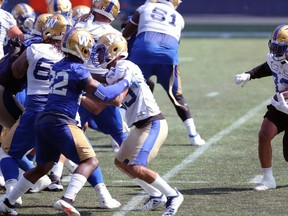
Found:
[2,11,17,30]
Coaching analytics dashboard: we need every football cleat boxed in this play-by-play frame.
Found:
[46,172,63,191]
[53,199,80,216]
[96,184,121,209]
[189,133,206,146]
[253,177,276,191]
[162,189,184,216]
[0,198,18,215]
[136,194,167,211]
[29,175,51,193]
[0,195,22,207]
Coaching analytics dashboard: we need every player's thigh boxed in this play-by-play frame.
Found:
[116,119,168,166]
[2,112,37,159]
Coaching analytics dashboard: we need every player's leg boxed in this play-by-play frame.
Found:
[115,119,183,214]
[253,105,284,190]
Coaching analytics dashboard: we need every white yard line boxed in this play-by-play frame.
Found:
[113,99,270,216]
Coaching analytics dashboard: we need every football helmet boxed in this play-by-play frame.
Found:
[92,0,120,21]
[92,33,128,69]
[0,0,7,8]
[157,0,182,8]
[72,5,90,20]
[61,28,94,62]
[47,0,72,16]
[42,14,73,41]
[11,3,36,33]
[268,24,288,61]
[32,13,53,36]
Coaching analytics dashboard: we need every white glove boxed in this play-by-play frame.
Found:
[234,73,251,87]
[106,61,127,85]
[271,93,288,114]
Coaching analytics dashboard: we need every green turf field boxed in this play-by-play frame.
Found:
[5,38,288,216]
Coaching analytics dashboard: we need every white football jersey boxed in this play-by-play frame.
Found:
[0,9,17,59]
[118,60,161,127]
[267,53,288,93]
[26,43,64,95]
[136,3,184,41]
[75,14,121,74]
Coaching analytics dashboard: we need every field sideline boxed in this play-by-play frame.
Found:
[3,38,288,216]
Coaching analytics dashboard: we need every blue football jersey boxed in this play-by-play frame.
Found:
[44,57,91,119]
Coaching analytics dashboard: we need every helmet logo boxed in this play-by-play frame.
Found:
[46,18,58,29]
[77,35,90,47]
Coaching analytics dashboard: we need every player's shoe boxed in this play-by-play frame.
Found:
[53,199,80,216]
[46,173,63,191]
[29,175,51,193]
[162,189,184,216]
[189,133,206,146]
[0,195,22,207]
[136,194,167,211]
[0,198,18,215]
[96,184,121,209]
[253,177,276,191]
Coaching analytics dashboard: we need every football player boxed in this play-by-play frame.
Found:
[75,0,129,155]
[0,13,73,206]
[122,0,206,146]
[94,32,184,215]
[235,24,288,191]
[0,27,135,216]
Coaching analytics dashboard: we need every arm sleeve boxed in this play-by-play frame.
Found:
[246,62,272,79]
[93,79,129,101]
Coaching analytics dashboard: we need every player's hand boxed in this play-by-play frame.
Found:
[106,61,127,85]
[271,93,288,114]
[234,73,250,87]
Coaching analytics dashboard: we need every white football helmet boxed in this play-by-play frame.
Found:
[72,5,90,20]
[42,13,73,41]
[268,24,288,61]
[92,33,128,69]
[11,3,36,33]
[61,27,94,62]
[92,0,120,21]
[157,0,182,8]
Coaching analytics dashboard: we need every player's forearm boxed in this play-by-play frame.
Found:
[245,62,272,79]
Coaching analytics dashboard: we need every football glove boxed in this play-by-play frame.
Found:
[234,73,251,87]
[106,61,128,85]
[271,93,288,115]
